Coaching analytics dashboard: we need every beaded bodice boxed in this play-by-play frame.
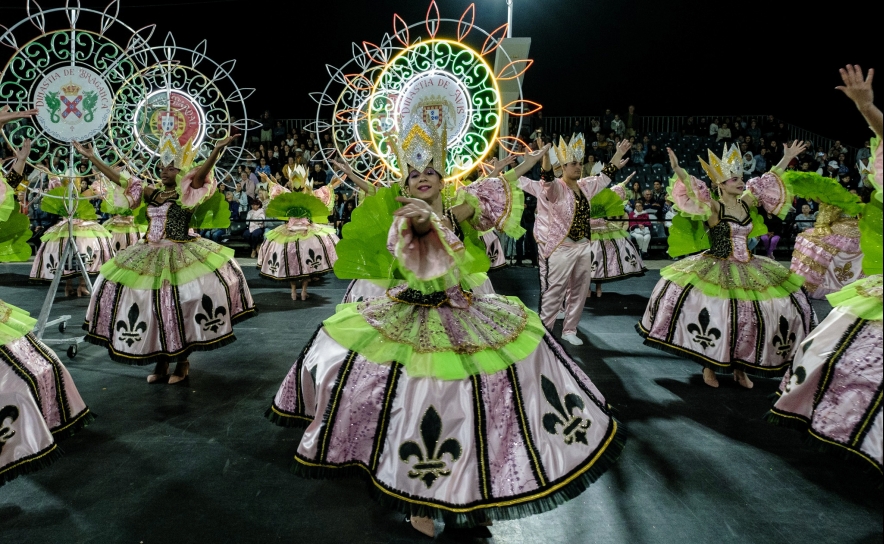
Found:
[145,191,195,243]
[567,191,592,241]
[706,202,753,262]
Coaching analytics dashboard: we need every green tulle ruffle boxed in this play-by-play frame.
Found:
[323,296,545,380]
[661,254,805,301]
[591,188,627,219]
[0,299,36,346]
[266,192,330,222]
[491,171,527,239]
[0,181,15,223]
[860,195,882,276]
[40,187,98,220]
[265,223,336,243]
[0,206,33,262]
[99,238,235,289]
[783,170,865,216]
[104,222,147,234]
[39,221,111,242]
[827,275,883,321]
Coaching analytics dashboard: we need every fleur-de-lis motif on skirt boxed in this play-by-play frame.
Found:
[116,303,147,346]
[80,246,95,267]
[541,375,590,445]
[590,252,599,274]
[305,248,323,270]
[624,247,637,268]
[267,252,280,274]
[46,254,59,275]
[194,295,228,333]
[0,405,20,454]
[399,406,462,489]
[487,243,499,262]
[834,261,854,283]
[783,365,807,393]
[772,316,796,357]
[687,308,721,349]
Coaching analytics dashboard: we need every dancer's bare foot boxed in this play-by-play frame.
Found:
[733,369,754,389]
[168,360,190,385]
[77,283,90,297]
[290,282,298,300]
[595,284,602,297]
[65,280,75,297]
[300,290,309,301]
[702,367,719,388]
[147,361,170,383]
[409,516,435,538]
[250,249,257,258]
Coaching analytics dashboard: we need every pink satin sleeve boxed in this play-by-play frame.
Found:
[577,174,611,201]
[610,183,627,201]
[269,183,289,199]
[671,175,713,220]
[387,216,456,281]
[458,176,511,232]
[746,171,789,217]
[313,185,333,208]
[178,169,217,208]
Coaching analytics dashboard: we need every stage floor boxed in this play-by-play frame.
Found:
[0,261,881,544]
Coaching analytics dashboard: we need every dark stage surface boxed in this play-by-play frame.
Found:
[0,262,881,543]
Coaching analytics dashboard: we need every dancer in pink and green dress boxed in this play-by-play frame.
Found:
[267,118,624,537]
[768,64,882,479]
[636,141,816,389]
[76,136,255,384]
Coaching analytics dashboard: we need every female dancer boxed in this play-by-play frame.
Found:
[267,119,623,537]
[637,142,816,388]
[586,175,646,298]
[790,200,864,299]
[26,146,114,297]
[75,136,256,384]
[99,167,147,253]
[0,113,92,483]
[768,64,882,478]
[256,167,340,300]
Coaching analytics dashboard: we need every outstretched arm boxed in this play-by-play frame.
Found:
[0,106,38,131]
[775,140,807,172]
[837,64,882,137]
[511,144,551,179]
[668,147,689,182]
[73,141,121,185]
[331,159,376,196]
[191,134,238,189]
[11,138,30,176]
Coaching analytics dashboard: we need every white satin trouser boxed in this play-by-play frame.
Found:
[539,237,592,336]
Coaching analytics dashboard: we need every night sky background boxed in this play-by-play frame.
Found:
[0,0,878,145]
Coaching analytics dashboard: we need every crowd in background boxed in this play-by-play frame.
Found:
[7,106,876,262]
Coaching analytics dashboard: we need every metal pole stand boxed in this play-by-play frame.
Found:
[32,183,91,359]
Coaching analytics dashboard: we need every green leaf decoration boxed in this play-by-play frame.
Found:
[190,190,231,229]
[860,196,882,275]
[265,192,330,222]
[783,170,864,216]
[40,187,98,220]
[0,207,33,262]
[334,186,401,281]
[590,188,626,219]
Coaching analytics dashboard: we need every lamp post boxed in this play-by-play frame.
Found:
[505,0,514,38]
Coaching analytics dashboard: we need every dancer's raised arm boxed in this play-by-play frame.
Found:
[73,141,121,185]
[331,159,376,196]
[11,138,30,176]
[775,140,807,172]
[191,134,238,189]
[837,64,882,137]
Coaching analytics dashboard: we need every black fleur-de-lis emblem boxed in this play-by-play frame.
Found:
[624,248,637,268]
[772,316,796,357]
[80,246,95,267]
[0,405,20,454]
[687,308,721,349]
[305,248,323,270]
[590,251,598,274]
[114,240,123,252]
[399,406,462,489]
[194,294,228,333]
[267,252,280,275]
[46,253,59,275]
[541,375,590,445]
[116,303,147,346]
[487,243,499,262]
[783,365,807,393]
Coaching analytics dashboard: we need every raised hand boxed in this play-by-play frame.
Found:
[526,143,551,164]
[214,134,240,149]
[623,171,637,185]
[782,140,807,160]
[14,138,31,162]
[0,106,38,129]
[331,159,353,177]
[72,140,95,159]
[393,196,434,224]
[486,154,517,177]
[836,64,874,109]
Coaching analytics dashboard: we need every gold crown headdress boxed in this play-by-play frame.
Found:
[552,133,586,166]
[284,164,309,190]
[387,114,448,185]
[157,133,199,171]
[699,144,744,184]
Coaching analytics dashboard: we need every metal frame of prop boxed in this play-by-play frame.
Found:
[311,1,538,190]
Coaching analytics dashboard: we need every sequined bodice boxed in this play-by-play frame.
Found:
[707,203,753,262]
[567,191,592,241]
[145,192,195,243]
